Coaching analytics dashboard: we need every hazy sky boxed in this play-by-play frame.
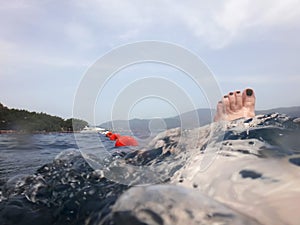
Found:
[1,0,300,124]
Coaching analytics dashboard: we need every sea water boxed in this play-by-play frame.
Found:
[0,113,299,225]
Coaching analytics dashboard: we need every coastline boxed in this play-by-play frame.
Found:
[0,130,80,135]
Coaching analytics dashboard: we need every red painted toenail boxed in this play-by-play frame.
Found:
[229,92,234,95]
[224,95,228,98]
[236,91,241,94]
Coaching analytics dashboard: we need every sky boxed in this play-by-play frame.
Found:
[1,0,300,125]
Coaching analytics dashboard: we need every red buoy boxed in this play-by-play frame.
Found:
[106,132,113,137]
[115,136,138,147]
[109,133,121,141]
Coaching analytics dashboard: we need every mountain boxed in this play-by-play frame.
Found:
[100,106,300,133]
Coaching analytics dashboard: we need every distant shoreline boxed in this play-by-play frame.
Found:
[0,130,80,135]
[0,102,88,133]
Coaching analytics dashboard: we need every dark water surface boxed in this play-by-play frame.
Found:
[0,133,76,185]
[0,132,125,186]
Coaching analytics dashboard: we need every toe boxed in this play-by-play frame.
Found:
[214,101,224,122]
[222,95,231,114]
[242,88,256,109]
[228,92,237,111]
[235,90,243,108]
[217,101,224,114]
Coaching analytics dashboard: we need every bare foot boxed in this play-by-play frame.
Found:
[214,88,256,122]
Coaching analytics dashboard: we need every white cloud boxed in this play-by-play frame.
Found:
[175,0,300,48]
[64,22,97,49]
[0,38,89,80]
[2,0,299,52]
[219,74,300,84]
[0,0,299,79]
[118,29,140,40]
[70,0,300,49]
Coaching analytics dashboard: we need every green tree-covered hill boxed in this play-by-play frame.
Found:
[0,103,88,132]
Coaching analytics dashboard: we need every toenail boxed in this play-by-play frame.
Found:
[229,92,234,95]
[236,91,241,94]
[246,89,253,96]
[218,101,222,103]
[224,95,228,98]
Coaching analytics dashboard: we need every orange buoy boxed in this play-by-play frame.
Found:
[115,136,138,147]
[109,133,121,141]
